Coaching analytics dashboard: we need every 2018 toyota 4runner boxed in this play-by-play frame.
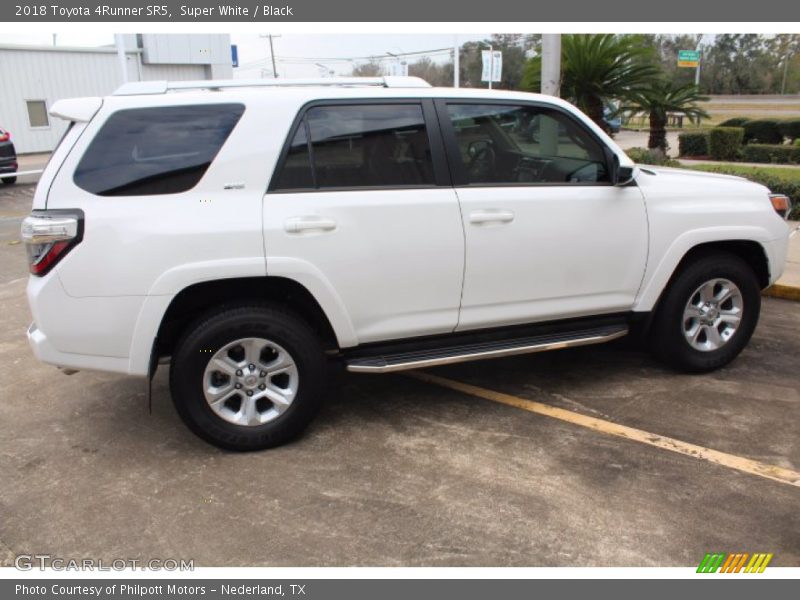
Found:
[22,77,792,450]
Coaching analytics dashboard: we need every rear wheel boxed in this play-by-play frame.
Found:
[1,176,16,185]
[169,304,327,451]
[649,252,761,372]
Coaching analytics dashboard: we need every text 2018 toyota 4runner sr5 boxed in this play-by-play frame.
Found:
[22,77,792,450]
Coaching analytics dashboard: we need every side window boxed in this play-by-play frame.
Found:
[272,103,435,190]
[74,104,245,196]
[272,123,314,190]
[446,103,609,185]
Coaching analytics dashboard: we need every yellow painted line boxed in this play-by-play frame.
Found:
[763,284,800,302]
[408,371,800,489]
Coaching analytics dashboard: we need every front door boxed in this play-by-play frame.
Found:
[438,101,648,331]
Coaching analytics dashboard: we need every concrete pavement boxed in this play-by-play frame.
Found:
[1,184,799,567]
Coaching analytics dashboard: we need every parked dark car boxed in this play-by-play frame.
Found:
[604,103,621,135]
[1,127,18,185]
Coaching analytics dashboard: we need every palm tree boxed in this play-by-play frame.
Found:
[623,80,709,151]
[522,34,660,130]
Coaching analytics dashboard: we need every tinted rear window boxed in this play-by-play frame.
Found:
[74,104,244,196]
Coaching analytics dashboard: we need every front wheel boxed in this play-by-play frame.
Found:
[169,304,328,451]
[649,252,761,373]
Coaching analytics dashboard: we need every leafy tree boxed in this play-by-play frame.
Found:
[701,34,778,94]
[623,81,709,151]
[351,59,384,77]
[640,34,702,88]
[408,56,453,87]
[521,34,660,129]
[774,34,800,94]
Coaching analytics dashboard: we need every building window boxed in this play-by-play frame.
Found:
[26,100,50,128]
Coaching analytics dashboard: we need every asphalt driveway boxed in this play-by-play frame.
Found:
[1,184,798,567]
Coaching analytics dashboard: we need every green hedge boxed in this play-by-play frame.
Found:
[718,117,750,128]
[741,144,800,164]
[691,166,800,219]
[708,127,744,161]
[625,147,681,166]
[678,132,708,157]
[780,119,800,142]
[742,119,784,144]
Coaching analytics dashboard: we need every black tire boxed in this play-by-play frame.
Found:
[649,251,761,373]
[169,304,328,451]
[1,177,16,185]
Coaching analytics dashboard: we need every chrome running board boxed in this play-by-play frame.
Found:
[345,324,629,373]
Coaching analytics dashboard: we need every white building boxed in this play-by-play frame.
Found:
[0,34,234,153]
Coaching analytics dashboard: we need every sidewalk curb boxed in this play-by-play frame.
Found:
[763,284,800,302]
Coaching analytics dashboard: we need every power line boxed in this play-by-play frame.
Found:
[236,47,455,69]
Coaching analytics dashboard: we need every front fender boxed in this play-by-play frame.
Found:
[633,226,777,312]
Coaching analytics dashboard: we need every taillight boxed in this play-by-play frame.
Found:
[20,210,83,276]
[0,132,9,142]
[769,194,792,220]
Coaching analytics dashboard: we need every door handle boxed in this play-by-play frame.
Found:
[469,209,515,225]
[284,216,337,233]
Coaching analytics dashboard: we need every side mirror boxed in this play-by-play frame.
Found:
[605,148,635,186]
[615,165,635,186]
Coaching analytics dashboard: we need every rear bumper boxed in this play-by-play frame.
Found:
[27,321,130,374]
[26,273,149,376]
[0,143,17,171]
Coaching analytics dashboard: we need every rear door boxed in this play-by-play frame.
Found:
[437,100,648,331]
[264,99,465,345]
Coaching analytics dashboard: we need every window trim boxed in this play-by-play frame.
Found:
[25,99,51,130]
[433,98,619,188]
[267,98,451,194]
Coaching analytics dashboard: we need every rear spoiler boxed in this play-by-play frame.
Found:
[49,97,103,123]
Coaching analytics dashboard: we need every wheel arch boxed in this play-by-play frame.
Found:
[155,276,343,361]
[635,237,770,316]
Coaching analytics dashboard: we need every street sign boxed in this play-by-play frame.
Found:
[388,60,409,77]
[481,50,503,83]
[678,49,700,68]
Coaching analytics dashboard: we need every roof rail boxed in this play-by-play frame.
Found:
[113,76,432,96]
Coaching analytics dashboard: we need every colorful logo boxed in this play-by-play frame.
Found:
[697,553,774,573]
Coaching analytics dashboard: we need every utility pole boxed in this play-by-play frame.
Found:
[479,42,494,89]
[695,42,702,87]
[488,44,493,90]
[114,34,128,85]
[541,34,561,96]
[781,46,796,95]
[260,34,281,78]
[453,35,460,88]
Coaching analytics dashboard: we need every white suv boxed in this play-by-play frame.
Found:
[23,77,792,450]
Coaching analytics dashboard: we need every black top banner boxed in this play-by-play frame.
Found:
[2,0,799,22]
